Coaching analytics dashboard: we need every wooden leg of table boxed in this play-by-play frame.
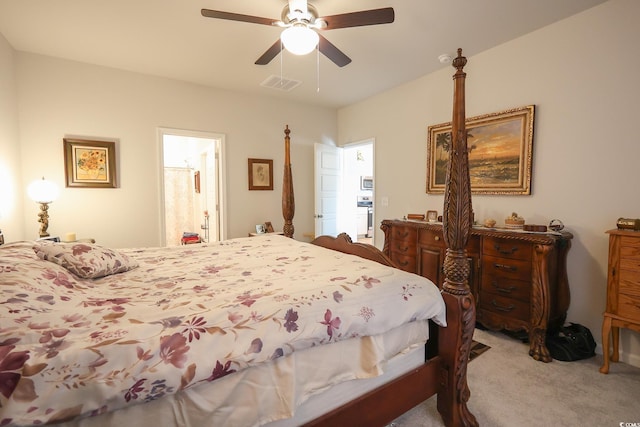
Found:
[599,316,611,374]
[611,325,620,362]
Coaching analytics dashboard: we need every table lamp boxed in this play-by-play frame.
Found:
[27,177,59,237]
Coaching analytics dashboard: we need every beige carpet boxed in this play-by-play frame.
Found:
[390,328,640,426]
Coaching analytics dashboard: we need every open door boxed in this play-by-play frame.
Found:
[314,143,342,238]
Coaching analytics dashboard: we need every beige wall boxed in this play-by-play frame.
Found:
[12,53,335,247]
[0,32,23,237]
[338,0,640,365]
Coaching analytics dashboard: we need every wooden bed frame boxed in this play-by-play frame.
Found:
[280,48,477,427]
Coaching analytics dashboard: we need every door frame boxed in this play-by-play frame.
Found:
[157,127,227,245]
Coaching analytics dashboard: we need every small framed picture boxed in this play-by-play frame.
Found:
[264,221,274,233]
[248,158,273,191]
[255,224,266,234]
[427,210,438,222]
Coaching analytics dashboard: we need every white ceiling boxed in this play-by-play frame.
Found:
[0,0,607,109]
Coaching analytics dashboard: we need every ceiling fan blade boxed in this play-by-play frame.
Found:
[255,40,283,65]
[201,9,276,26]
[320,7,394,30]
[318,35,351,67]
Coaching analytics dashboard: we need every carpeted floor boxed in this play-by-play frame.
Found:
[389,328,640,426]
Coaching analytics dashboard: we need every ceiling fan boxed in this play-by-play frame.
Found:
[201,0,394,67]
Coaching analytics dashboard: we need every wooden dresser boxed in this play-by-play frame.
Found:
[600,229,640,373]
[381,219,573,362]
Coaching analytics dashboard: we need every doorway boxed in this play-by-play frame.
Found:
[342,140,374,245]
[314,140,374,244]
[159,128,226,246]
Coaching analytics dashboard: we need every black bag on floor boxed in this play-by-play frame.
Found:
[546,323,596,361]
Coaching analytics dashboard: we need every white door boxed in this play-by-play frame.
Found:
[314,143,342,237]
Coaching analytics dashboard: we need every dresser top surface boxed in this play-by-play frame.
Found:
[382,219,573,243]
[606,229,640,237]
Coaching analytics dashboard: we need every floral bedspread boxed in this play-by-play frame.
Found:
[0,236,445,426]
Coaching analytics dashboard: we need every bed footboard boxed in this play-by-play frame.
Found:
[311,233,397,268]
[311,231,476,426]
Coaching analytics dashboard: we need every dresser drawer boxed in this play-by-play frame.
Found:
[483,237,532,261]
[620,256,640,275]
[617,293,640,321]
[390,226,417,244]
[418,229,445,247]
[481,273,530,302]
[479,292,530,322]
[389,253,417,273]
[619,270,640,298]
[482,255,532,281]
[389,227,417,256]
[620,236,640,259]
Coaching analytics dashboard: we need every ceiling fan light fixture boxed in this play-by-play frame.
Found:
[280,25,319,56]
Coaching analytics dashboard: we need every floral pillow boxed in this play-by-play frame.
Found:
[33,242,139,279]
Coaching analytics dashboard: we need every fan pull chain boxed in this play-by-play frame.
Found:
[280,40,284,88]
[316,45,320,93]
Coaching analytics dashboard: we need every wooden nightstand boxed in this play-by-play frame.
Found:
[600,229,640,373]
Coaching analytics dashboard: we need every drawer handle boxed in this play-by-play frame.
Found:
[494,244,519,256]
[398,245,409,253]
[494,263,517,272]
[491,300,515,312]
[434,236,440,241]
[491,281,515,295]
[397,231,409,238]
[398,260,409,266]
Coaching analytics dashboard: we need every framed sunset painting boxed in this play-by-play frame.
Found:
[426,105,535,195]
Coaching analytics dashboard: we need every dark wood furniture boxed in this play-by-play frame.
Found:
[381,220,573,362]
[290,48,478,426]
[600,229,640,374]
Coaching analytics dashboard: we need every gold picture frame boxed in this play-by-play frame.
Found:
[248,158,273,191]
[63,138,117,188]
[426,105,535,195]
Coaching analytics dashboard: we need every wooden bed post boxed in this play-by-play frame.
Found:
[437,49,478,427]
[282,125,295,238]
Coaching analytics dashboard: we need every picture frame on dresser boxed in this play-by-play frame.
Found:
[64,138,117,188]
[426,105,535,195]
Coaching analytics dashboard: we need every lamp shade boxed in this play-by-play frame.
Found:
[280,25,319,56]
[28,177,59,203]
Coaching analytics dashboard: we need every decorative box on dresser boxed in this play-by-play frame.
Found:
[381,219,573,362]
[600,229,640,374]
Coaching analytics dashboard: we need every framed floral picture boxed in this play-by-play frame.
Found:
[63,138,117,188]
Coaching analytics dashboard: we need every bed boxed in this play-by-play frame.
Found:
[0,49,477,426]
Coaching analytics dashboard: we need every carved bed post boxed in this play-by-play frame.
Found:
[437,49,478,427]
[282,125,295,238]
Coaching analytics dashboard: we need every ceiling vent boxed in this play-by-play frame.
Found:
[260,75,301,92]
